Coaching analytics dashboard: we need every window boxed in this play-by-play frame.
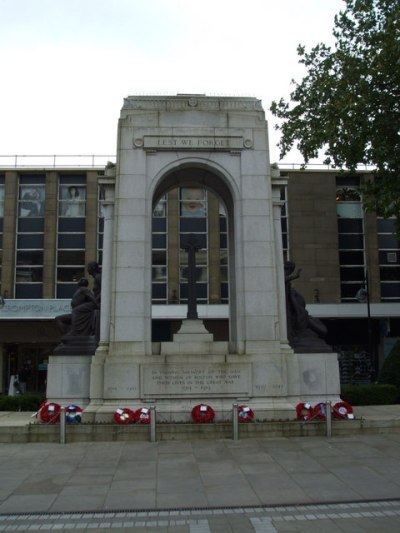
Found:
[97,186,104,265]
[280,185,289,260]
[56,175,86,298]
[179,188,208,303]
[16,175,45,298]
[150,186,230,305]
[219,202,229,303]
[336,182,365,301]
[377,217,400,301]
[0,176,4,291]
[152,196,167,303]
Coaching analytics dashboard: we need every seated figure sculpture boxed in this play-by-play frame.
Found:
[285,261,332,353]
[54,264,101,355]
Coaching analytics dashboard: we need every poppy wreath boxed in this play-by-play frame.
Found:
[113,407,135,424]
[191,404,215,423]
[134,407,151,424]
[238,405,254,423]
[295,402,314,421]
[313,402,330,420]
[333,401,354,419]
[39,401,61,424]
[65,404,83,424]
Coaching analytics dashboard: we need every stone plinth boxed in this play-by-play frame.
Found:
[46,354,92,407]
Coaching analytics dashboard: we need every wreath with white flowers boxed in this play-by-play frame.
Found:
[113,407,135,424]
[191,403,215,423]
[134,407,151,424]
[333,401,354,419]
[65,404,83,424]
[38,401,61,424]
[238,405,254,423]
[296,402,314,421]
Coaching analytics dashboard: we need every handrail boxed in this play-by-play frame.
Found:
[0,154,116,169]
[0,155,374,172]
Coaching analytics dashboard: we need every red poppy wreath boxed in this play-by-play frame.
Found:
[295,402,314,421]
[39,401,61,424]
[134,407,151,424]
[191,404,215,423]
[238,405,254,423]
[113,407,135,424]
[333,401,354,419]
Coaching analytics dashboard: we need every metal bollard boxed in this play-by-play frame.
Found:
[326,400,332,438]
[232,403,239,441]
[59,406,66,444]
[150,405,156,442]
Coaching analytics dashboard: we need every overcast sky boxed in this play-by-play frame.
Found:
[0,0,345,165]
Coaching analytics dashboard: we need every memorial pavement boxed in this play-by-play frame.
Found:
[0,417,400,531]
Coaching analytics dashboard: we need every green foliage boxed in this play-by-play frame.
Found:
[270,0,400,228]
[0,394,44,412]
[378,339,400,395]
[341,384,398,405]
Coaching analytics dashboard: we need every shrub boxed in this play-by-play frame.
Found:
[378,340,400,400]
[0,394,45,412]
[341,384,398,406]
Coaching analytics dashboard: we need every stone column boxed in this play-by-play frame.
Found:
[89,170,115,405]
[272,176,288,343]
[98,175,116,344]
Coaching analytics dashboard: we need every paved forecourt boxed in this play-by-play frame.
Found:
[1,433,400,530]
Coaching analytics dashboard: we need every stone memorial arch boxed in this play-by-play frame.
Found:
[49,95,341,421]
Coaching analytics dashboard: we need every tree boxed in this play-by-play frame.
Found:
[270,0,400,228]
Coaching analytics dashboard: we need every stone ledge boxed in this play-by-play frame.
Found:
[1,418,400,443]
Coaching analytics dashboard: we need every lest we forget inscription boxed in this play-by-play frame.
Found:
[141,364,251,397]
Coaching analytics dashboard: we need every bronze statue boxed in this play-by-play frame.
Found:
[285,261,332,353]
[54,263,102,355]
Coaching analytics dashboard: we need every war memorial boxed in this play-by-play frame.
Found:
[46,95,341,422]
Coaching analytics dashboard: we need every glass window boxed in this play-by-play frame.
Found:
[377,216,400,301]
[152,195,167,303]
[339,251,365,265]
[57,234,86,249]
[336,182,365,301]
[153,196,167,217]
[57,175,87,297]
[19,185,45,217]
[0,183,4,218]
[57,250,86,266]
[59,185,86,217]
[0,178,4,291]
[15,175,45,298]
[180,187,206,217]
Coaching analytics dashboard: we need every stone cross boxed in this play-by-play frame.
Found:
[182,233,202,320]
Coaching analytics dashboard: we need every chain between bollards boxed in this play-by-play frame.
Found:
[150,405,156,442]
[59,406,66,444]
[232,403,239,441]
[326,400,332,438]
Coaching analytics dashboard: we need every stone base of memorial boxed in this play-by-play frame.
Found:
[84,328,341,424]
[46,353,92,408]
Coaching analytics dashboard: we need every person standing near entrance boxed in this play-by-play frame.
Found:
[17,363,31,394]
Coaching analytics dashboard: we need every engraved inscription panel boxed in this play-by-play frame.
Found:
[142,136,244,151]
[142,364,250,397]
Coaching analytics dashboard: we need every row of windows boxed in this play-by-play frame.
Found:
[1,173,399,303]
[336,179,400,302]
[336,182,366,301]
[14,175,92,298]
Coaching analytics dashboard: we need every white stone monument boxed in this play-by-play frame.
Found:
[50,95,341,421]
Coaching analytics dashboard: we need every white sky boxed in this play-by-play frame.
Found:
[0,0,345,164]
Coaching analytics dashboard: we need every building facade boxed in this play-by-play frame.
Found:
[0,163,398,394]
